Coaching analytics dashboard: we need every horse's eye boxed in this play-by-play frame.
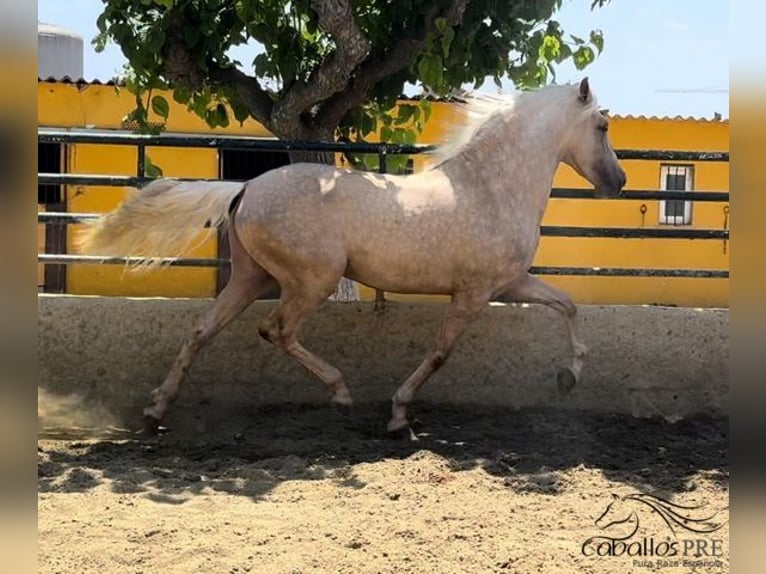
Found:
[598,123,609,133]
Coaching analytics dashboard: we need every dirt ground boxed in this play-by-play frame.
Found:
[38,403,729,574]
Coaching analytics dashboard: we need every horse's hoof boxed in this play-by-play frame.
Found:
[386,416,414,439]
[331,400,353,417]
[387,425,411,440]
[557,368,577,396]
[330,391,353,416]
[143,414,163,435]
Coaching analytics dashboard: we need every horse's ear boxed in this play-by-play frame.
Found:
[579,77,591,104]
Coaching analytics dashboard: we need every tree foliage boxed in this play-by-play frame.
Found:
[95,0,611,150]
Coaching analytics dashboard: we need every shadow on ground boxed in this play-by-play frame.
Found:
[38,402,728,502]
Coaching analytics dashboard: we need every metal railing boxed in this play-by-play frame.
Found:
[37,129,730,282]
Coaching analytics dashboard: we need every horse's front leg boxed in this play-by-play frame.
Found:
[496,272,587,395]
[388,290,490,433]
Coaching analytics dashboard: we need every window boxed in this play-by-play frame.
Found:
[659,165,693,225]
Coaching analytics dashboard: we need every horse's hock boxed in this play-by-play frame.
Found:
[38,295,728,429]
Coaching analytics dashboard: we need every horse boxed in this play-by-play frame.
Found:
[79,77,626,434]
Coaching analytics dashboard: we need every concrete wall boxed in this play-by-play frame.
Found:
[38,296,728,430]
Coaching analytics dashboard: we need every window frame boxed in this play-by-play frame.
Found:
[659,164,694,226]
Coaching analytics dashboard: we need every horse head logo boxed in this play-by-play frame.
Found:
[595,492,727,539]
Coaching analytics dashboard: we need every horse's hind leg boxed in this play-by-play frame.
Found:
[143,228,278,425]
[497,273,587,395]
[388,290,490,433]
[258,287,353,410]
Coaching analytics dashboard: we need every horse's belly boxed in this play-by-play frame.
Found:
[344,240,521,295]
[345,258,455,294]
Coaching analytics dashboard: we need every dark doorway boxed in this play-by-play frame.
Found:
[38,142,67,293]
[217,148,291,296]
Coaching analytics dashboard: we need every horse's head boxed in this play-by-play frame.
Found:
[595,493,635,531]
[560,78,626,198]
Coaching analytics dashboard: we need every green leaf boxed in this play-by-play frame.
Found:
[394,104,416,125]
[151,95,170,120]
[590,29,604,54]
[145,156,164,178]
[96,13,108,34]
[556,42,573,63]
[540,35,560,62]
[573,46,596,70]
[227,93,251,126]
[147,29,166,54]
[417,53,444,90]
[362,154,379,171]
[205,108,219,128]
[235,1,248,22]
[570,34,585,45]
[387,156,408,174]
[440,26,455,59]
[254,53,275,78]
[172,86,190,104]
[215,103,230,128]
[359,113,375,137]
[420,100,432,124]
[154,0,174,8]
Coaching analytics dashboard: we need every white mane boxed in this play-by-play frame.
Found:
[431,82,599,165]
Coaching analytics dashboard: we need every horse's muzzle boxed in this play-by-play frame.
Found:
[594,168,626,198]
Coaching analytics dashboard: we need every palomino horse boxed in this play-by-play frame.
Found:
[81,78,626,433]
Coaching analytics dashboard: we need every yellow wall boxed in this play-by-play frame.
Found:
[538,116,729,307]
[39,81,271,297]
[38,81,729,306]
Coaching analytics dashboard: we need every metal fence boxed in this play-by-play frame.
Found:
[37,129,730,283]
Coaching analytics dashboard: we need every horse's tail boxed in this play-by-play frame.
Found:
[77,178,245,269]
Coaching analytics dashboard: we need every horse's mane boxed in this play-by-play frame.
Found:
[430,82,599,165]
[625,493,726,536]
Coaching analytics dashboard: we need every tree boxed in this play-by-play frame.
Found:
[95,0,611,156]
[94,0,611,299]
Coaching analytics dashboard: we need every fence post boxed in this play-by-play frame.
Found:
[137,144,146,179]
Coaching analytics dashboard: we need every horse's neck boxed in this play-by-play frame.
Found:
[440,105,570,222]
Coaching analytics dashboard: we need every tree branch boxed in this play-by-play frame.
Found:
[208,64,274,130]
[316,0,469,132]
[271,0,371,136]
[160,11,274,131]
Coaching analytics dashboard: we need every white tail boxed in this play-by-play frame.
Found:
[77,178,245,269]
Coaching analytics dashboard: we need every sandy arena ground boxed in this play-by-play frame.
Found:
[38,403,728,574]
